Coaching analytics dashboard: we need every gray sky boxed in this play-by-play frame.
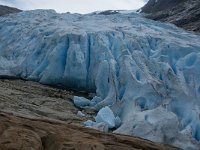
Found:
[0,0,148,13]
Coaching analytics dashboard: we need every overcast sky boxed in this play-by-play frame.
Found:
[0,0,148,13]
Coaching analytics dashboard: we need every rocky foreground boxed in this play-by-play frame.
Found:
[0,112,180,150]
[0,79,179,150]
[0,79,91,123]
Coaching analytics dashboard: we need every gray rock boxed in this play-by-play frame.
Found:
[141,0,200,33]
[0,5,21,16]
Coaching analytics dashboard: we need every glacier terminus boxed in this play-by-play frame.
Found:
[0,10,200,149]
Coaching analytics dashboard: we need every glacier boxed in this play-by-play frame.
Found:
[0,10,200,149]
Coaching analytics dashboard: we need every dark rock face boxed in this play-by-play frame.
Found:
[0,5,21,16]
[98,10,120,15]
[141,0,200,33]
[141,0,184,13]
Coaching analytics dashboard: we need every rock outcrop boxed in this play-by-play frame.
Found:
[0,5,21,16]
[0,112,180,150]
[0,79,91,123]
[141,0,200,33]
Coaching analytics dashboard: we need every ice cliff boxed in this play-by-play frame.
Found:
[0,10,200,149]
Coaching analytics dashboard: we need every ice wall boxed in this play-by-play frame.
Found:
[0,10,200,149]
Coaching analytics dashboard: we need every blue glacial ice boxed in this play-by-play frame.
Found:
[95,106,116,129]
[0,10,200,149]
[74,96,91,108]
